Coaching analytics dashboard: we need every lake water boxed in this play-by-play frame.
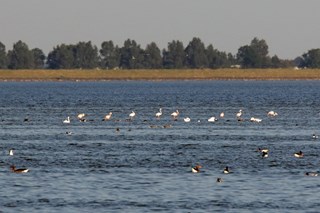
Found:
[0,81,320,212]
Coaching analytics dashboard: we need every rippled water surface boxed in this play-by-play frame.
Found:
[1,81,320,212]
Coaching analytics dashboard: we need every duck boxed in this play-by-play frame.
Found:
[305,172,318,176]
[9,149,14,156]
[63,116,70,124]
[250,117,262,123]
[294,151,304,158]
[129,111,136,120]
[208,117,217,122]
[267,111,278,117]
[191,165,202,173]
[10,165,29,173]
[156,108,162,118]
[312,134,318,139]
[216,177,223,183]
[184,117,191,122]
[103,112,112,121]
[257,148,269,153]
[261,151,268,158]
[223,166,230,174]
[220,112,225,118]
[65,131,73,135]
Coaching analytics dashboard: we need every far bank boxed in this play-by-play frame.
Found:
[0,69,320,81]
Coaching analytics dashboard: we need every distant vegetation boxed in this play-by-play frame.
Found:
[0,37,319,70]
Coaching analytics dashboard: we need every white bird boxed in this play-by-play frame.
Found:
[250,117,262,123]
[77,113,86,120]
[208,117,217,122]
[9,149,14,156]
[184,117,191,122]
[63,116,70,124]
[156,108,162,118]
[129,111,136,119]
[171,110,179,119]
[103,112,112,121]
[267,111,278,117]
[312,134,318,139]
[236,109,243,118]
[220,112,225,118]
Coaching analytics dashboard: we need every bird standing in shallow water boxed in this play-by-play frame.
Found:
[156,108,162,119]
[129,111,136,120]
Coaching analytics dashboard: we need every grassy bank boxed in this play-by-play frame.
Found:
[0,69,320,81]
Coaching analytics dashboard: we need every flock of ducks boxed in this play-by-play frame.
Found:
[192,144,318,182]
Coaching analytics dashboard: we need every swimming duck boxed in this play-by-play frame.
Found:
[305,172,318,176]
[10,165,29,173]
[261,151,268,158]
[223,166,230,174]
[216,177,223,183]
[312,134,318,139]
[191,165,202,173]
[257,148,269,153]
[294,151,304,158]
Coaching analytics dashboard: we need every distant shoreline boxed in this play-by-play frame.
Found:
[0,69,320,81]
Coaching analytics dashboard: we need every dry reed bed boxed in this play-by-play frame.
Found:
[0,69,320,81]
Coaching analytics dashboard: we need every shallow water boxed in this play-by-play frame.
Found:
[0,81,320,212]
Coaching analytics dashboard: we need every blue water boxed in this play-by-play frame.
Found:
[0,81,320,212]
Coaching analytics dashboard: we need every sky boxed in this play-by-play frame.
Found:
[0,0,319,59]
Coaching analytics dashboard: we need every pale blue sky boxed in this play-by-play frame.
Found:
[1,0,319,59]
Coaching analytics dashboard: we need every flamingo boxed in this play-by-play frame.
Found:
[103,112,112,121]
[156,108,162,118]
[250,117,262,123]
[63,116,70,124]
[236,109,242,118]
[129,111,136,120]
[267,111,278,117]
[9,149,14,156]
[171,110,179,119]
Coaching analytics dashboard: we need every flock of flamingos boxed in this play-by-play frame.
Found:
[7,108,318,179]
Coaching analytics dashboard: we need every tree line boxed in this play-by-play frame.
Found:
[0,37,319,70]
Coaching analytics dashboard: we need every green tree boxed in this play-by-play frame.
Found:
[120,39,144,69]
[8,40,34,69]
[32,48,46,69]
[73,41,99,69]
[206,44,230,68]
[100,41,120,69]
[185,37,208,68]
[301,48,320,68]
[47,44,74,69]
[237,37,270,68]
[0,42,8,69]
[162,40,185,69]
[144,42,162,69]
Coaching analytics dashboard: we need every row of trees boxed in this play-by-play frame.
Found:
[0,38,319,69]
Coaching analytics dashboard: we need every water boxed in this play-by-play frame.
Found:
[0,81,320,212]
